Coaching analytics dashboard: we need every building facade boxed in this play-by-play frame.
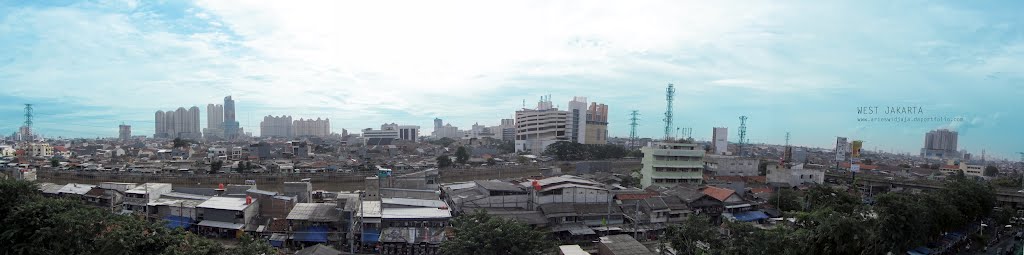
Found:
[584,102,608,145]
[921,129,959,158]
[294,118,331,137]
[515,97,568,153]
[260,115,293,138]
[222,96,241,139]
[567,97,589,144]
[154,106,201,139]
[119,124,132,141]
[712,127,728,155]
[640,142,705,188]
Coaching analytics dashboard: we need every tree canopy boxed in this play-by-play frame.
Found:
[436,155,453,169]
[543,141,628,161]
[0,179,277,255]
[440,210,553,255]
[455,146,470,164]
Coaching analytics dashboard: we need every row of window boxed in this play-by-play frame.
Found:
[653,178,701,184]
[654,167,701,172]
[653,155,702,161]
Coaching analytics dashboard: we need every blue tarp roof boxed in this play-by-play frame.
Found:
[907,246,932,255]
[733,211,769,222]
[164,215,193,229]
[293,225,329,243]
[362,227,380,243]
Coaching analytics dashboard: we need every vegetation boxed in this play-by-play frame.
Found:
[542,141,628,161]
[172,138,192,149]
[497,140,515,154]
[665,178,996,254]
[0,179,276,255]
[440,210,553,255]
[984,165,999,176]
[455,146,470,164]
[430,137,457,147]
[50,158,59,167]
[209,160,223,174]
[767,188,802,212]
[436,155,453,169]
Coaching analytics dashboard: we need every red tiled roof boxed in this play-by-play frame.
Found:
[702,186,736,202]
[53,146,68,152]
[748,176,767,183]
[750,187,773,194]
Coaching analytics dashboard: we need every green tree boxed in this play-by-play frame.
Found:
[768,188,802,212]
[804,185,863,213]
[455,146,470,164]
[431,137,456,147]
[209,160,223,174]
[665,215,720,255]
[497,140,515,154]
[225,234,277,255]
[436,155,453,169]
[50,158,59,167]
[440,210,553,255]
[984,165,999,176]
[172,138,191,148]
[872,192,933,253]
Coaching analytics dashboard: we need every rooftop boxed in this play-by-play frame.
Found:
[287,203,340,222]
[58,183,96,195]
[197,196,252,211]
[599,234,655,255]
[703,186,736,202]
[381,207,451,219]
[382,198,447,208]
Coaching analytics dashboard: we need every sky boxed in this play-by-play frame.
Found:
[0,0,1021,159]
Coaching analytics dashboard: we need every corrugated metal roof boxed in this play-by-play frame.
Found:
[286,203,340,222]
[197,220,244,229]
[197,197,251,211]
[58,183,96,195]
[382,198,447,208]
[358,201,382,218]
[381,208,451,219]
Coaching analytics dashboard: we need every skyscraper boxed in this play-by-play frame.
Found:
[222,96,241,139]
[921,129,959,158]
[153,106,201,139]
[260,115,293,138]
[434,118,443,130]
[567,96,588,143]
[119,124,131,141]
[584,102,608,145]
[712,127,728,155]
[293,118,330,137]
[205,104,224,139]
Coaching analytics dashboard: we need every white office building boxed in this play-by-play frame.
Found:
[712,127,729,155]
[515,96,568,153]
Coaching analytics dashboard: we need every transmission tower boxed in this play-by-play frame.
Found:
[628,110,640,149]
[23,104,34,139]
[738,116,748,156]
[785,132,790,146]
[663,84,675,140]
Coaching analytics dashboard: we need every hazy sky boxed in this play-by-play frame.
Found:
[1,0,1021,159]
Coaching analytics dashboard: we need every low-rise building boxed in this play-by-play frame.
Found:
[196,196,259,238]
[640,142,705,188]
[704,155,759,176]
[766,163,824,188]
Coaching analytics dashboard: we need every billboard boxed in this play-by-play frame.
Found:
[851,140,863,158]
[835,137,848,161]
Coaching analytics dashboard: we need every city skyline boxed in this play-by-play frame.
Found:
[1,1,1022,159]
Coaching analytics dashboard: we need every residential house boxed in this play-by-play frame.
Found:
[196,196,259,238]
